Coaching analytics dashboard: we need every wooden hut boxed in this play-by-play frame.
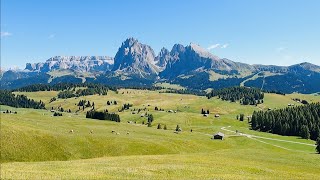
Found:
[212,132,225,140]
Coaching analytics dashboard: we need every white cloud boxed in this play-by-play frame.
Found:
[221,44,229,48]
[1,31,12,38]
[48,34,55,39]
[207,44,220,50]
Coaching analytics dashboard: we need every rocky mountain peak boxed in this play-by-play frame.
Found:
[112,38,159,78]
[188,43,219,60]
[170,44,185,55]
[122,37,139,47]
[155,47,171,70]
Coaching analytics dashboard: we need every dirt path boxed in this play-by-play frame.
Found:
[221,127,316,147]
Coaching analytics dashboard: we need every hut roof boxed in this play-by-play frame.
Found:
[215,132,225,137]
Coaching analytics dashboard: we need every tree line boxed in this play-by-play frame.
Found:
[159,89,206,96]
[206,86,264,105]
[0,90,45,109]
[57,87,108,99]
[251,103,320,140]
[86,110,120,122]
[15,83,116,92]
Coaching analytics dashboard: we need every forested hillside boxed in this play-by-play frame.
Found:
[251,103,320,140]
[206,87,264,105]
[0,90,45,109]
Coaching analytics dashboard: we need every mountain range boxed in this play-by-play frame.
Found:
[1,38,320,93]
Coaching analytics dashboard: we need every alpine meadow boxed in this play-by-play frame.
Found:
[1,0,320,179]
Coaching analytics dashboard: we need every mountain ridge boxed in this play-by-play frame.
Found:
[1,38,319,93]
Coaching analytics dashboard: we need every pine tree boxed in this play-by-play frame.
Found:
[157,124,162,129]
[163,124,167,130]
[148,114,154,123]
[176,125,181,132]
[86,101,91,107]
[239,114,244,121]
[300,125,310,139]
[316,137,320,154]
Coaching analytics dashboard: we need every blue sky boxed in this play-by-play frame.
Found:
[1,0,319,69]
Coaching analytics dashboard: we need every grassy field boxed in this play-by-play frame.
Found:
[1,89,320,179]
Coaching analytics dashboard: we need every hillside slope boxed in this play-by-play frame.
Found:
[1,90,320,179]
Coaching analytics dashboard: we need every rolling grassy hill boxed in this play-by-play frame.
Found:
[1,90,320,179]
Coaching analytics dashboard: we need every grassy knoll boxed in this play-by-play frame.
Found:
[1,90,320,179]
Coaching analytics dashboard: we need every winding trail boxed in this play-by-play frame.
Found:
[221,126,316,147]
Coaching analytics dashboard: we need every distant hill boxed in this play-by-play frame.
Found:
[1,38,320,93]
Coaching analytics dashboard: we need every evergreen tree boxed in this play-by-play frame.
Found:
[316,137,320,154]
[147,114,154,123]
[176,125,181,132]
[164,124,167,130]
[239,114,244,121]
[157,123,162,129]
[300,125,310,139]
[86,101,91,107]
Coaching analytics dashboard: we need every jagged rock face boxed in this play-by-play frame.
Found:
[3,37,318,93]
[155,48,171,71]
[160,43,255,78]
[25,56,114,73]
[112,38,159,78]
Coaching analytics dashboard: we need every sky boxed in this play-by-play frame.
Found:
[1,0,320,69]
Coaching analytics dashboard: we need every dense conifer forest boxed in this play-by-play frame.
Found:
[86,110,121,122]
[251,103,320,140]
[15,83,115,93]
[206,87,264,105]
[0,90,45,109]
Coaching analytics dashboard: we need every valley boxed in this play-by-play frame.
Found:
[1,88,319,179]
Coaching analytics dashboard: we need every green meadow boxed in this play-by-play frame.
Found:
[1,89,320,179]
